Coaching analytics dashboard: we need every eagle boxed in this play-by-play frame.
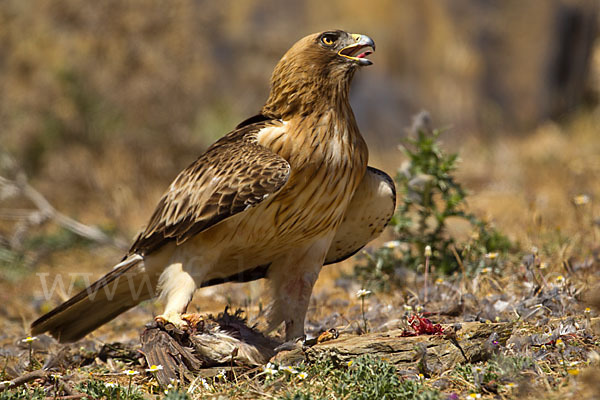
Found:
[31,30,396,343]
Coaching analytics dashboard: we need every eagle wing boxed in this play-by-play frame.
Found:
[324,167,396,264]
[130,120,290,255]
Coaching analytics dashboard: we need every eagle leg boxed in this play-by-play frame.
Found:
[266,268,318,341]
[155,262,198,331]
[266,237,331,341]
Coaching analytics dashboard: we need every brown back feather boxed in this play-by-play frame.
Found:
[130,120,291,255]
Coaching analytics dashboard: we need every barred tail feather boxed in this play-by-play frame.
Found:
[31,254,155,343]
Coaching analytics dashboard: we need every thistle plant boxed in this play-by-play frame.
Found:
[355,112,513,290]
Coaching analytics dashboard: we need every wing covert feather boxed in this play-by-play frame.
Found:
[130,121,290,254]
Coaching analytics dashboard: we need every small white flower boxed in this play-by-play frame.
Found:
[50,373,61,380]
[403,304,413,312]
[424,245,432,257]
[280,366,298,374]
[415,305,423,313]
[384,240,400,249]
[466,394,481,399]
[297,371,308,380]
[201,378,211,390]
[263,363,278,376]
[481,267,491,274]
[123,370,139,376]
[356,289,372,298]
[22,336,38,343]
[145,364,163,373]
[573,194,590,206]
[485,252,498,260]
[105,382,118,388]
[216,369,227,380]
[473,366,483,373]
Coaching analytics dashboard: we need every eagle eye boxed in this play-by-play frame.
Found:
[320,34,337,47]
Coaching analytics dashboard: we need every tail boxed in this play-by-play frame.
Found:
[31,254,155,343]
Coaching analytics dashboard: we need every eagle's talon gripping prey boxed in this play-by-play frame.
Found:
[31,30,396,344]
[180,313,204,329]
[154,313,193,332]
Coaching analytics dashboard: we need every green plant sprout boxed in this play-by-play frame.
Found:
[355,112,513,290]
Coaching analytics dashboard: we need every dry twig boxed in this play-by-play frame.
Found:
[0,174,127,250]
[0,369,47,391]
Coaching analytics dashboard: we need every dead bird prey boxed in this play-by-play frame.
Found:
[31,30,396,343]
[140,309,283,385]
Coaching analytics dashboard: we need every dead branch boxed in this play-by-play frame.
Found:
[0,174,127,250]
[0,369,90,399]
[274,321,513,372]
[0,369,47,391]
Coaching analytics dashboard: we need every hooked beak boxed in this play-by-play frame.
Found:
[338,34,376,66]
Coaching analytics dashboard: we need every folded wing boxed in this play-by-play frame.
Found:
[324,166,396,264]
[130,120,291,255]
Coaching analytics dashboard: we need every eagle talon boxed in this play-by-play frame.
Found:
[181,313,204,329]
[318,328,339,342]
[154,313,190,332]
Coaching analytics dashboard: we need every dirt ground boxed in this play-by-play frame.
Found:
[0,110,599,399]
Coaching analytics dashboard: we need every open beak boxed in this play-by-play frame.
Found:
[338,34,375,66]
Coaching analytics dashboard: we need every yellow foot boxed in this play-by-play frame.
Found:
[181,313,204,328]
[154,312,189,331]
[317,328,339,344]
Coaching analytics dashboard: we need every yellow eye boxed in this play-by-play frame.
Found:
[321,36,334,46]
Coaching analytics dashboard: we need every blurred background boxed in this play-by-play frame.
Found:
[0,0,599,324]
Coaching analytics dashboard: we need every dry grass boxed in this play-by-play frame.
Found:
[0,110,598,399]
[0,2,599,399]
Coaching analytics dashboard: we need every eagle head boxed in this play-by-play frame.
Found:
[317,30,376,67]
[263,30,375,118]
